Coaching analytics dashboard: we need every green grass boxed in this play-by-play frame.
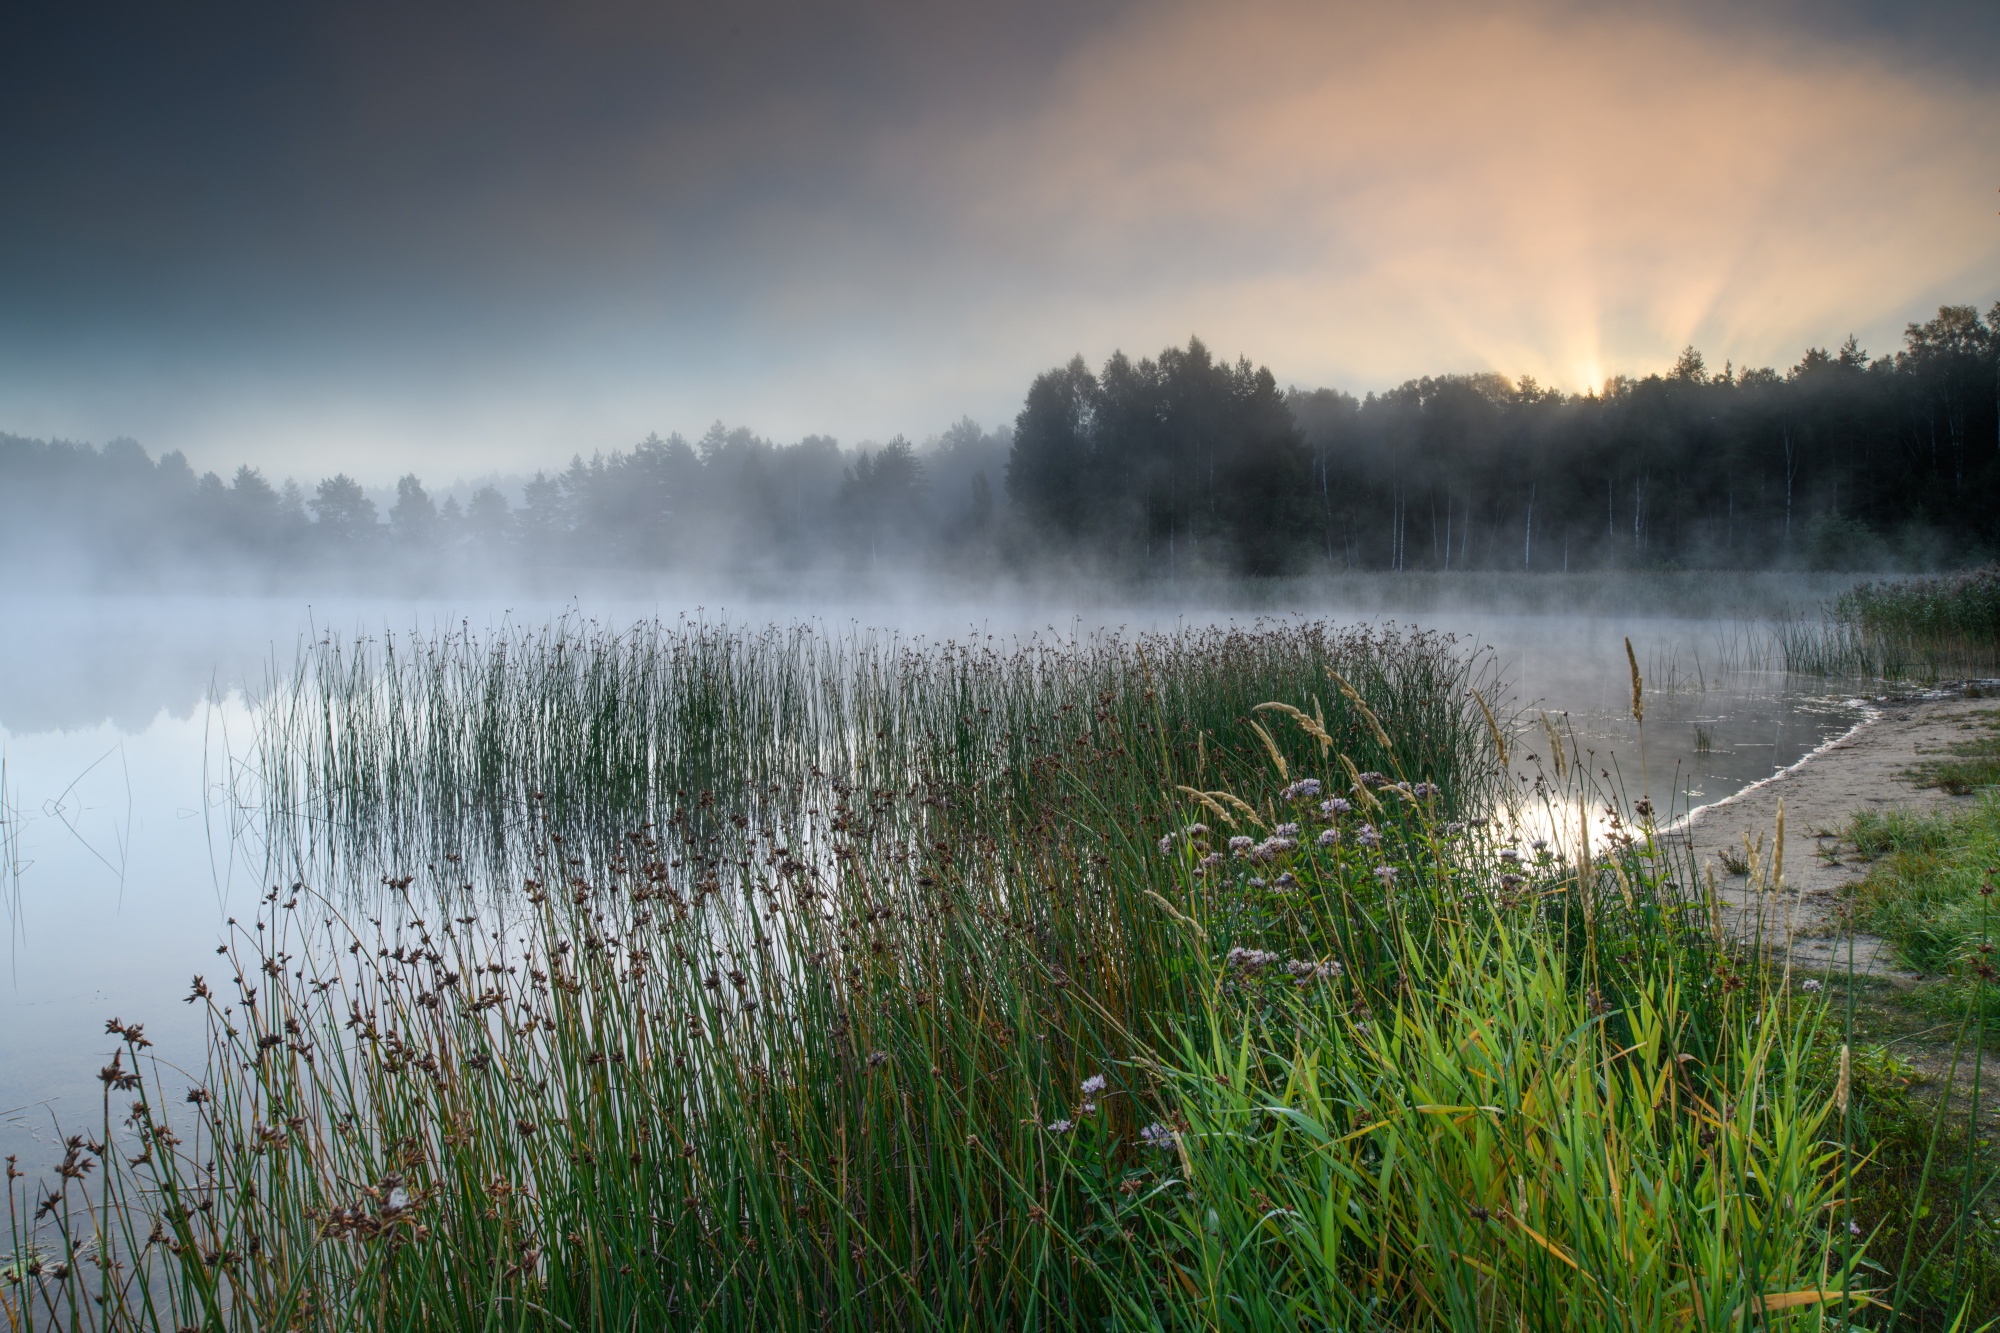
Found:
[1851,794,2000,986]
[1815,1005,2000,1326]
[1901,709,2000,797]
[4,616,1983,1329]
[1781,567,2000,681]
[1841,783,2000,1325]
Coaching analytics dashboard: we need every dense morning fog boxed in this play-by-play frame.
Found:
[11,6,2000,1323]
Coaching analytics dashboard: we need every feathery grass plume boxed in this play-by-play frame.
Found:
[1610,860,1637,914]
[1253,701,1333,753]
[1141,889,1204,938]
[1329,669,1394,755]
[1339,754,1383,817]
[1198,787,1264,828]
[1472,688,1508,771]
[1624,635,1644,725]
[1177,785,1237,828]
[1540,711,1566,780]
[1246,719,1288,782]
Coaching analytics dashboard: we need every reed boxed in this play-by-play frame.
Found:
[0,618,1915,1329]
[1780,567,2000,681]
[251,617,1497,878]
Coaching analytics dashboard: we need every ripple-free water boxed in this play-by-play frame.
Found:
[0,595,1868,1170]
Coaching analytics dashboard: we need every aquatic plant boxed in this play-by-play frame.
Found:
[0,617,1943,1329]
[1780,567,2000,681]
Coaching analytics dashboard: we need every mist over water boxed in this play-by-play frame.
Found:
[0,576,1877,1170]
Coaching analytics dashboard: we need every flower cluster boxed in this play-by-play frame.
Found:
[1227,947,1343,987]
[1239,834,1298,864]
[1138,1122,1179,1149]
[1158,822,1212,853]
[1225,946,1282,974]
[1320,796,1352,817]
[1281,778,1322,801]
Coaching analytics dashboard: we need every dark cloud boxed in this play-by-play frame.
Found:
[0,0,1994,475]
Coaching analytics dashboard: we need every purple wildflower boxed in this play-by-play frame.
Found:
[1225,947,1281,974]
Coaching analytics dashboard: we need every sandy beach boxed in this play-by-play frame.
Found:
[1680,691,1990,979]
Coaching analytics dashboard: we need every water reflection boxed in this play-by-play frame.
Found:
[0,595,1870,1171]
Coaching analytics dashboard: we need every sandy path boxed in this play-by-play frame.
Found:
[1678,693,1987,981]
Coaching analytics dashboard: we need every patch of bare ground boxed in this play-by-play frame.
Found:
[1683,686,2000,1110]
[1684,691,1987,983]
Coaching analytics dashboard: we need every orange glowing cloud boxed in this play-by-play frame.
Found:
[890,0,2000,394]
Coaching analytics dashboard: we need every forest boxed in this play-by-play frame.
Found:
[2,300,1994,585]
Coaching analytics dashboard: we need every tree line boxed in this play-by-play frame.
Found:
[3,300,1994,586]
[1010,302,2000,576]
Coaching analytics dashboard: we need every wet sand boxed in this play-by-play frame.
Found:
[1679,692,1990,980]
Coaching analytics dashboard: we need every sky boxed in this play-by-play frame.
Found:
[2,0,1997,482]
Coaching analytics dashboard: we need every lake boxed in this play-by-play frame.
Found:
[0,590,1872,1171]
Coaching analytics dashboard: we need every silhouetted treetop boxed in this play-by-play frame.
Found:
[1,298,1994,585]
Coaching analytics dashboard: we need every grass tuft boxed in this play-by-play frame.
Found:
[4,616,1982,1329]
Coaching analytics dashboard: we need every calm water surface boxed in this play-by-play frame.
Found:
[0,594,1869,1169]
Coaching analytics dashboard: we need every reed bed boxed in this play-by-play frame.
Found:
[251,617,1496,881]
[0,618,1921,1329]
[1780,568,2000,681]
